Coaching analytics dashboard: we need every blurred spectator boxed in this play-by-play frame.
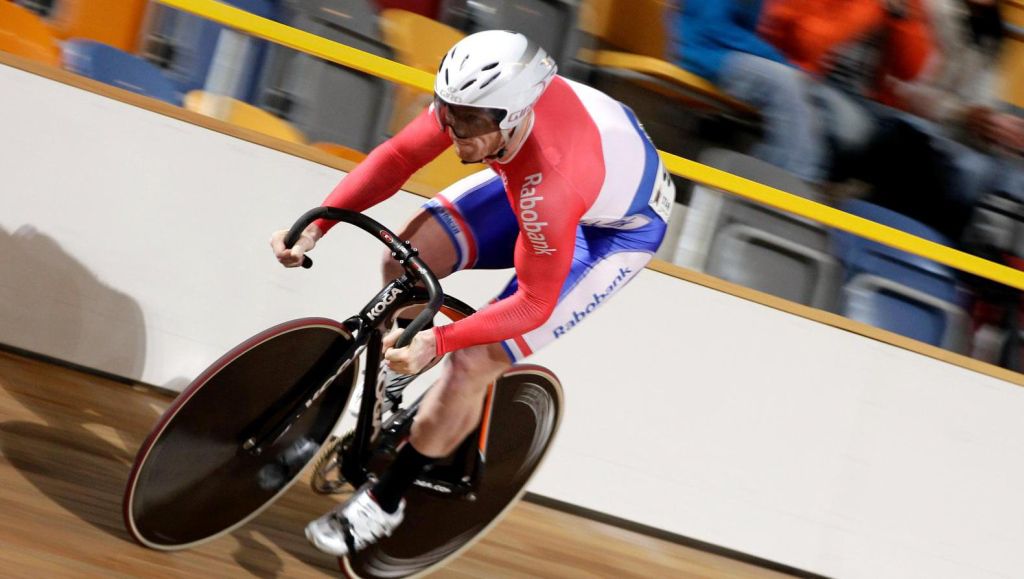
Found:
[761,0,933,104]
[869,0,1024,239]
[762,0,1024,241]
[670,0,828,183]
[760,0,935,180]
[891,0,1024,152]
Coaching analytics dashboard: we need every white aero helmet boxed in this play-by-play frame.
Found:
[434,30,557,135]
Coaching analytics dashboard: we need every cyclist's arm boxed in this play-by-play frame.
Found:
[433,169,587,355]
[314,108,450,234]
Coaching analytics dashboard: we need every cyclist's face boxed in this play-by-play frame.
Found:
[434,97,506,161]
[448,126,504,163]
[434,97,503,138]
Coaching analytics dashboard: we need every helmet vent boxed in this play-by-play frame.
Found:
[478,71,501,90]
[459,54,470,70]
[481,62,499,71]
[460,79,476,91]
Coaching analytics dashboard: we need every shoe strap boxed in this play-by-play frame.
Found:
[334,512,358,553]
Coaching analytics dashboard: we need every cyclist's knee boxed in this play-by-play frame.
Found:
[447,345,510,385]
[430,347,508,408]
[416,398,480,436]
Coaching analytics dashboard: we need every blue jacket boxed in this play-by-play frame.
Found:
[672,0,790,83]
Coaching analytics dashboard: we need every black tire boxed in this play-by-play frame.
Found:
[123,317,359,549]
[342,365,564,578]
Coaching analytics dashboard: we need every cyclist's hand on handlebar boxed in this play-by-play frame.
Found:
[270,223,322,268]
[383,328,437,375]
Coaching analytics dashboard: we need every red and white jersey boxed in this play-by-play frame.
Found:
[520,77,672,231]
[314,76,672,357]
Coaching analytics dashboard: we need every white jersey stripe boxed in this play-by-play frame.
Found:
[563,79,649,223]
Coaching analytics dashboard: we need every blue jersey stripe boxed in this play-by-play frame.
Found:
[620,105,659,217]
[499,341,517,362]
[425,201,464,269]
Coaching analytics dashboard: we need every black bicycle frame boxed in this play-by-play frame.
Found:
[248,207,486,497]
[338,286,489,499]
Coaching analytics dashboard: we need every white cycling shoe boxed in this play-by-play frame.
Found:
[305,485,405,557]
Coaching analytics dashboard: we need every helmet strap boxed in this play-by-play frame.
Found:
[493,111,535,165]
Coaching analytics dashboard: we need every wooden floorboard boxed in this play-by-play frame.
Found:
[0,350,794,578]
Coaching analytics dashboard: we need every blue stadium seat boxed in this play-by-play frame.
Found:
[144,0,276,102]
[62,39,182,105]
[831,200,970,352]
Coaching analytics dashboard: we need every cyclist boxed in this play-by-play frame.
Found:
[271,30,673,557]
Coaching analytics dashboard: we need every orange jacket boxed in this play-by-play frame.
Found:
[760,0,933,101]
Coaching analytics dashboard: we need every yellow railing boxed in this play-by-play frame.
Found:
[155,0,1024,291]
[157,0,433,91]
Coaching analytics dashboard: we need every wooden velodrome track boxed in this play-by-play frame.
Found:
[0,348,798,578]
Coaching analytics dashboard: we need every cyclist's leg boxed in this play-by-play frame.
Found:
[367,170,519,505]
[407,342,510,456]
[360,170,514,419]
[388,169,519,452]
[381,169,517,285]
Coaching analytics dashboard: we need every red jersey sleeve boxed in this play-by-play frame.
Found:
[313,108,451,234]
[433,165,588,356]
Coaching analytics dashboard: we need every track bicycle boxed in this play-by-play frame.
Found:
[123,207,564,578]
